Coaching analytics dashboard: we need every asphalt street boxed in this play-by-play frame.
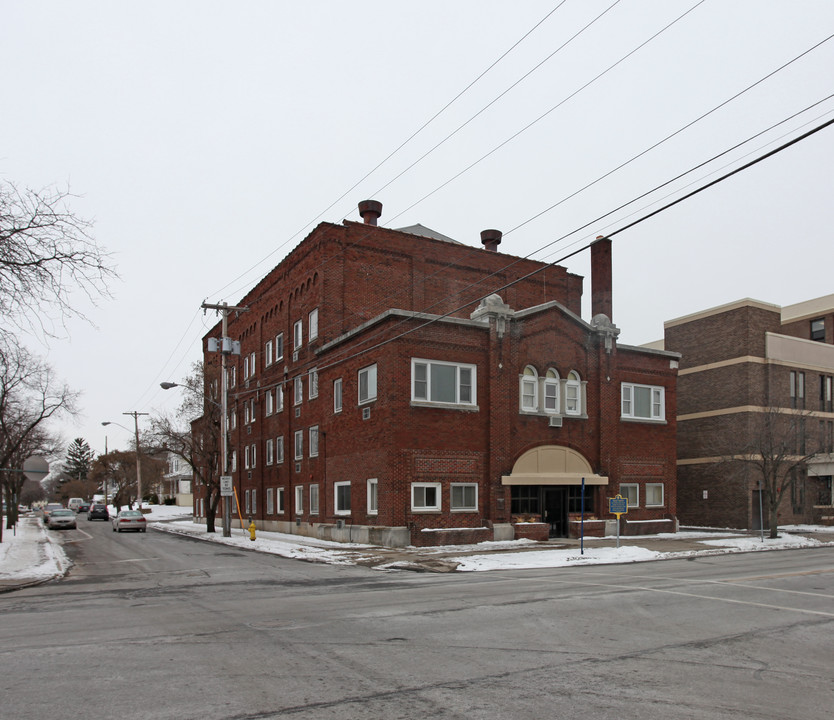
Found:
[1,518,832,720]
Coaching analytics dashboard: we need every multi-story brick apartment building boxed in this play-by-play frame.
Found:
[194,201,679,546]
[664,295,834,530]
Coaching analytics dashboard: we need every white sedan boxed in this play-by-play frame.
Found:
[110,510,147,533]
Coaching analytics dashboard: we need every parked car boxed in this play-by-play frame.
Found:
[111,510,147,533]
[67,498,84,512]
[77,501,90,513]
[46,509,77,530]
[41,503,64,523]
[87,503,109,521]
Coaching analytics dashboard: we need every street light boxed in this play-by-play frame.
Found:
[102,414,148,509]
[162,374,231,537]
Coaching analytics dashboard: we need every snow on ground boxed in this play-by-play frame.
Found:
[2,504,833,584]
[0,516,69,584]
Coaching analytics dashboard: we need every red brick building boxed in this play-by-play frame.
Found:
[194,202,679,546]
[664,296,834,530]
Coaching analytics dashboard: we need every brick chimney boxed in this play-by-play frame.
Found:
[480,229,502,252]
[591,235,612,320]
[358,200,382,225]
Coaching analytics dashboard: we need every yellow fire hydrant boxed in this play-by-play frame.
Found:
[248,520,257,541]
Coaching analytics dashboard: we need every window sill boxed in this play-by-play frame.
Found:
[620,417,667,425]
[411,401,479,412]
[411,508,442,513]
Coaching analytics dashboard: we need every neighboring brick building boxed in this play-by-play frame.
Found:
[194,201,679,546]
[664,296,834,530]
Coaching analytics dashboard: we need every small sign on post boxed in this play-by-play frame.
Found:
[220,476,233,497]
[608,494,629,549]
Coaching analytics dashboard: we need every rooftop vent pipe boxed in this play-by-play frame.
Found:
[358,200,382,225]
[480,229,502,251]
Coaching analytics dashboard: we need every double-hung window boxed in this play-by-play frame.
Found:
[309,426,319,457]
[294,430,303,460]
[412,359,476,406]
[244,445,250,469]
[335,482,351,514]
[310,484,319,515]
[266,487,274,515]
[645,483,664,507]
[620,483,639,508]
[265,340,273,367]
[294,376,303,405]
[334,378,343,413]
[265,438,274,465]
[265,390,273,416]
[309,308,318,341]
[309,368,318,399]
[294,320,303,350]
[621,383,665,421]
[565,371,581,416]
[275,333,284,362]
[358,364,377,405]
[520,366,537,411]
[276,384,284,413]
[367,478,378,515]
[295,486,303,514]
[276,436,284,464]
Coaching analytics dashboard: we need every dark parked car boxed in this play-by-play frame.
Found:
[77,502,90,513]
[111,510,147,533]
[87,503,109,521]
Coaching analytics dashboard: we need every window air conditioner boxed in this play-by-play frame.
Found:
[549,416,563,428]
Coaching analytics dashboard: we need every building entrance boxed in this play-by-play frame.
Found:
[543,487,568,538]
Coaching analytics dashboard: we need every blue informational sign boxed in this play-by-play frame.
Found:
[608,495,628,516]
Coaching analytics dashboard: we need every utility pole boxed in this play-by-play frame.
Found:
[203,301,247,537]
[124,411,149,508]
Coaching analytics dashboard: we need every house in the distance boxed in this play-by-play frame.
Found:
[664,295,834,530]
[194,201,679,546]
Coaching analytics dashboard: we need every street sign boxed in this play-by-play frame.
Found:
[608,494,628,517]
[22,455,49,482]
[220,476,233,497]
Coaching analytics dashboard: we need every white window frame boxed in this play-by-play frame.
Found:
[520,366,538,412]
[251,488,257,515]
[620,483,639,508]
[229,366,236,388]
[450,483,478,512]
[265,340,273,367]
[367,478,378,516]
[276,384,284,413]
[358,364,377,405]
[309,308,318,341]
[230,409,237,430]
[250,443,256,468]
[309,426,319,458]
[412,359,476,407]
[275,333,284,362]
[544,369,560,414]
[230,449,237,472]
[294,320,303,350]
[265,438,274,466]
[294,430,304,460]
[295,486,303,514]
[645,483,665,507]
[309,368,318,399]
[411,482,442,511]
[265,390,273,416]
[244,445,250,470]
[294,376,303,405]
[334,481,351,515]
[565,371,581,416]
[266,487,274,515]
[244,489,250,514]
[334,378,343,413]
[276,435,284,464]
[621,382,665,421]
[276,487,285,514]
[310,484,319,515]
[249,352,256,378]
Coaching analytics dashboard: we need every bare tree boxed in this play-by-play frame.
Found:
[88,449,164,511]
[734,407,819,538]
[0,180,117,339]
[150,362,223,531]
[0,338,78,538]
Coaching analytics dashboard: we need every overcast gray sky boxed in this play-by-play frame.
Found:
[3,1,834,458]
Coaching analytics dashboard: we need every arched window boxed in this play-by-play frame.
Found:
[544,368,560,414]
[520,365,538,411]
[565,370,581,416]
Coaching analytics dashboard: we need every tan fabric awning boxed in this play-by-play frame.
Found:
[501,445,608,487]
